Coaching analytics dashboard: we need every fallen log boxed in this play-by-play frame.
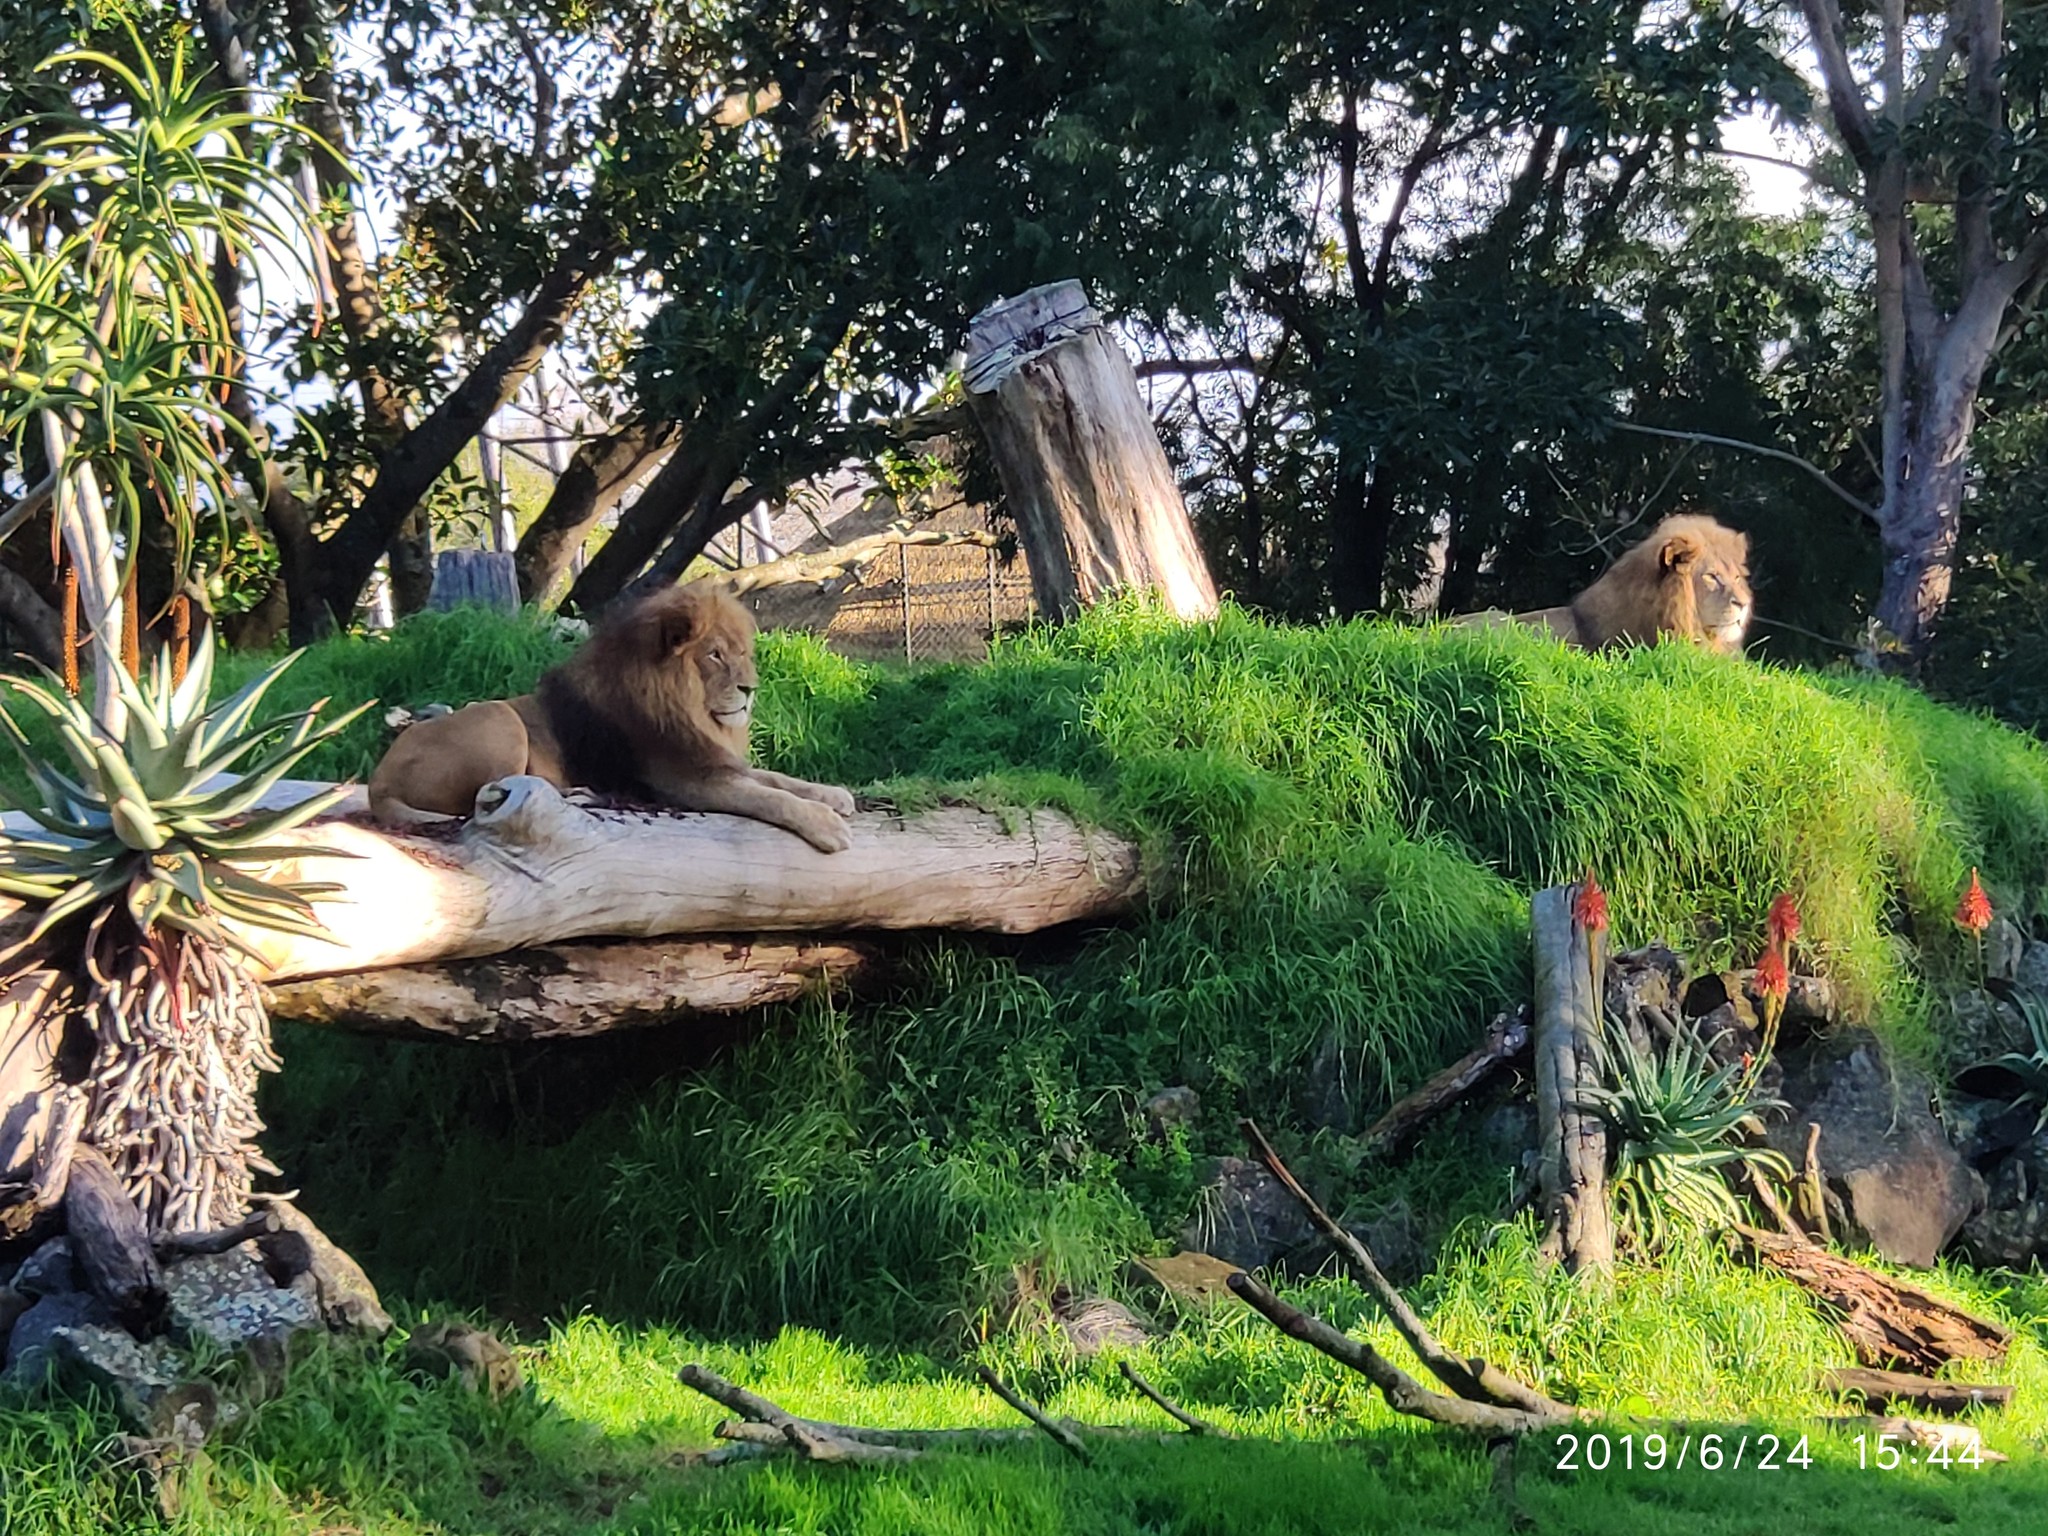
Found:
[0,777,1144,986]
[264,937,879,1040]
[1821,1367,2013,1417]
[64,1144,167,1335]
[1736,1227,2010,1373]
[1355,1006,1530,1163]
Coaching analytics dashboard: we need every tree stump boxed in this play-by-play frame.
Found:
[963,280,1219,622]
[428,550,520,614]
[1531,884,1613,1274]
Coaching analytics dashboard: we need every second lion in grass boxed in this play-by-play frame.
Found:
[367,582,857,852]
[1455,513,1753,655]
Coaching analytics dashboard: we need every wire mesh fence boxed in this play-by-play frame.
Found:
[795,541,1037,664]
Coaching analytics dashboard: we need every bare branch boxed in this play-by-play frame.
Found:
[1133,354,1263,380]
[975,1366,1093,1462]
[1606,420,1877,522]
[1118,1361,1228,1436]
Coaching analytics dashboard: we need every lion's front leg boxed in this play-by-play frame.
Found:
[743,767,856,819]
[642,765,854,853]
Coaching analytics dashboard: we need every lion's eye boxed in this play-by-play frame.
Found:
[709,648,722,662]
[1704,573,1722,589]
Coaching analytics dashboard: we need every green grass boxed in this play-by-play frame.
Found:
[220,601,2048,1342]
[10,600,2048,1530]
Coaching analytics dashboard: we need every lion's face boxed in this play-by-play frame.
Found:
[634,584,761,749]
[1670,525,1753,653]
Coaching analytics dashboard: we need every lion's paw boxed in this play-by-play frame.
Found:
[796,803,855,854]
[816,784,857,818]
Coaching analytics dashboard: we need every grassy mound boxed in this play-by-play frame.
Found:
[225,602,2048,1344]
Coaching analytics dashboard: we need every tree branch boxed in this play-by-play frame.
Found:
[1607,420,1877,522]
[1800,0,1881,171]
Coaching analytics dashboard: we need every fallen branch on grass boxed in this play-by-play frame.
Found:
[1241,1118,1575,1422]
[1226,1271,1569,1435]
[678,1359,1223,1467]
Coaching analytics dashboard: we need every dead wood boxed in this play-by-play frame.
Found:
[1796,1123,1833,1245]
[719,524,1003,597]
[1531,885,1612,1274]
[678,1364,920,1465]
[1735,1227,2009,1373]
[0,781,1144,988]
[1118,1360,1227,1436]
[1355,1007,1530,1163]
[975,1364,1094,1462]
[264,937,879,1040]
[1821,1367,2012,1416]
[1226,1271,1571,1435]
[64,1144,167,1334]
[154,1210,279,1259]
[1242,1118,1571,1419]
[714,1420,1044,1451]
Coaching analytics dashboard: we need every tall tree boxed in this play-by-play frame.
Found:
[1797,0,2048,666]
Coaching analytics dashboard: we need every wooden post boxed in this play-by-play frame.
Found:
[1531,884,1613,1274]
[963,281,1219,622]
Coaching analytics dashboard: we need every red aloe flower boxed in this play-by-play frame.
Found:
[1766,892,1801,950]
[1572,869,1608,935]
[1957,868,1993,934]
[1754,944,1790,1006]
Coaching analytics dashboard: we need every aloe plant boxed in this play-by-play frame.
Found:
[1583,1019,1792,1255]
[0,632,365,1232]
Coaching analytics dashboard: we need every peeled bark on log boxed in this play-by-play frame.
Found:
[1531,884,1613,1274]
[0,778,1143,986]
[1821,1367,2013,1417]
[263,936,878,1040]
[964,281,1218,622]
[1737,1227,2009,1373]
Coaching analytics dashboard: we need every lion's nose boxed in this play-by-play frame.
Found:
[739,683,757,698]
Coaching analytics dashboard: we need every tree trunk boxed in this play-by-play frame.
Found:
[562,435,729,616]
[264,936,879,1040]
[964,281,1218,622]
[1872,358,1983,661]
[1531,884,1612,1275]
[515,419,680,604]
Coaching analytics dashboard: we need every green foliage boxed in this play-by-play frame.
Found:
[0,24,316,581]
[243,603,2048,1345]
[0,633,365,948]
[1980,992,2048,1134]
[1584,1021,1791,1253]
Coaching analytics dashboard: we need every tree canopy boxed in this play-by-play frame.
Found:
[5,0,2048,716]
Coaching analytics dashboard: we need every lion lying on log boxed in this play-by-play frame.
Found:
[367,582,858,852]
[1455,514,1753,655]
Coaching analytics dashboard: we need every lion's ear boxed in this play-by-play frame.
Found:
[1659,534,1700,572]
[655,594,708,655]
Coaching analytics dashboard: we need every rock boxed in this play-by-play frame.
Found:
[1141,1086,1200,1140]
[1768,1034,1980,1267]
[0,1283,28,1339]
[1281,1200,1425,1286]
[1478,1102,1536,1171]
[1943,1093,2039,1166]
[2,1290,111,1385]
[1052,1294,1149,1357]
[406,1321,523,1398]
[1179,1157,1316,1270]
[1960,1132,2048,1268]
[51,1323,197,1435]
[254,1197,392,1336]
[2014,940,2048,1001]
[1948,989,2030,1069]
[1297,1035,1358,1134]
[164,1248,319,1352]
[1125,1250,1243,1308]
[14,1236,76,1298]
[1987,919,2026,984]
